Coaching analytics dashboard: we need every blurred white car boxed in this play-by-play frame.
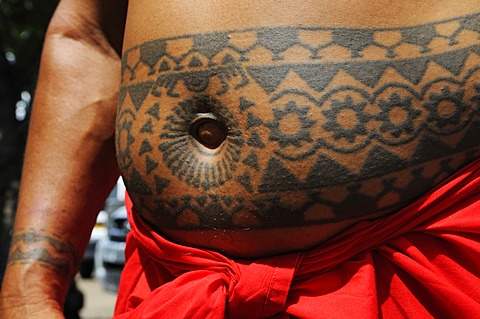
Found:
[79,210,108,278]
[79,178,125,279]
[94,205,129,292]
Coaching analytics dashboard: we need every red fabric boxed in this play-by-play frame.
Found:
[114,158,480,318]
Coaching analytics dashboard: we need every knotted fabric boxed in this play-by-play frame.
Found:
[114,158,480,318]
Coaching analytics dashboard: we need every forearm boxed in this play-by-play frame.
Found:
[1,1,125,313]
[5,40,119,293]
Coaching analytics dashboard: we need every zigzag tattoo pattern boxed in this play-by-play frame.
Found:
[117,13,480,228]
[7,230,79,278]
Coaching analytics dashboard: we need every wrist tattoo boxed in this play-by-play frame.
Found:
[7,229,79,278]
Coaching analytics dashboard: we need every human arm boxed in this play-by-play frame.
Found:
[0,0,127,317]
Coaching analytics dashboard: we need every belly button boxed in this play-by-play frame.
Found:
[190,113,228,149]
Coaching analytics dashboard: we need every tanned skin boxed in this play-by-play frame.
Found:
[1,0,479,317]
[0,1,127,318]
[120,1,480,257]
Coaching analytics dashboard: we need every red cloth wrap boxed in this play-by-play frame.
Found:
[114,159,480,318]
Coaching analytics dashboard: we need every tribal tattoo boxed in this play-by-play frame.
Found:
[116,13,480,229]
[7,229,79,278]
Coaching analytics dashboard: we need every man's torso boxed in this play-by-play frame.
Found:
[116,0,480,257]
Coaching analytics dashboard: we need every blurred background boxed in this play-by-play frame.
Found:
[0,1,126,318]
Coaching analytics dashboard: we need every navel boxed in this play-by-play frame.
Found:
[190,113,228,149]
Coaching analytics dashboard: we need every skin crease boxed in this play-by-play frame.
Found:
[118,1,480,257]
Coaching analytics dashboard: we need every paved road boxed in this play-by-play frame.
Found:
[77,276,117,319]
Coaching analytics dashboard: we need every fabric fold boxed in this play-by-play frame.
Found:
[114,158,480,318]
[227,254,302,319]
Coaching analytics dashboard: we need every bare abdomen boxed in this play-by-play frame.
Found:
[116,3,480,257]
